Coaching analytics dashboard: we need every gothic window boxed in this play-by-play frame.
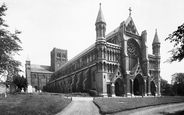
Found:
[62,53,66,58]
[57,53,61,61]
[87,56,89,63]
[90,54,92,62]
[104,50,106,59]
[127,40,138,57]
[99,62,102,71]
[112,52,114,61]
[92,52,95,61]
[109,51,111,61]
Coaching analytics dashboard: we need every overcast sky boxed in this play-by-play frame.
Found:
[2,0,184,83]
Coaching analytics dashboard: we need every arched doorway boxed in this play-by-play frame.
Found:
[133,74,145,96]
[115,78,124,96]
[133,78,139,95]
[151,81,156,96]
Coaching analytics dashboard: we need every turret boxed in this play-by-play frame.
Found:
[95,3,107,60]
[95,3,107,97]
[25,55,32,93]
[152,29,161,96]
[152,29,160,56]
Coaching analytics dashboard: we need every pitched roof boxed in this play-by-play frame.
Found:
[106,27,119,40]
[58,44,95,70]
[95,3,106,24]
[30,64,53,73]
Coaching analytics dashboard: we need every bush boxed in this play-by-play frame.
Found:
[88,90,98,97]
[65,92,89,97]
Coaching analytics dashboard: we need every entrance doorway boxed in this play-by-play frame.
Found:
[151,81,156,96]
[133,78,139,95]
[133,74,145,96]
[115,78,124,96]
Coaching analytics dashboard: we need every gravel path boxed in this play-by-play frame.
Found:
[112,103,184,115]
[56,97,100,115]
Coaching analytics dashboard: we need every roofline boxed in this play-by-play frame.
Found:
[57,43,95,71]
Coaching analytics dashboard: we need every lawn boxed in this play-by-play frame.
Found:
[0,93,71,115]
[94,96,184,114]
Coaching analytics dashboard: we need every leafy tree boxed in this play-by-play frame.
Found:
[161,78,172,96]
[171,73,184,96]
[165,23,184,62]
[13,75,27,91]
[0,4,22,81]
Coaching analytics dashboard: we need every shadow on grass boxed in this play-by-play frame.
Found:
[93,101,105,115]
[160,110,184,115]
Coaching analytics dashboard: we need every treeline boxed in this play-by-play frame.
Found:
[161,73,184,96]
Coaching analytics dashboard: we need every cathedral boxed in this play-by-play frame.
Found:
[26,4,161,97]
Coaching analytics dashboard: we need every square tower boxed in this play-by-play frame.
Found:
[50,48,68,72]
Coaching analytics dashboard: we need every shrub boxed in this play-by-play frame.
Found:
[65,92,89,97]
[88,90,98,97]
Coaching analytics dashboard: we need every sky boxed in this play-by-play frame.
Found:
[1,0,184,83]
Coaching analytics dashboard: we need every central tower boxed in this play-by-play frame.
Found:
[50,48,68,72]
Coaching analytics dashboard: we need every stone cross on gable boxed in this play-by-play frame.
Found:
[129,7,132,16]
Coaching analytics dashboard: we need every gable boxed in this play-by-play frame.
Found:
[125,16,139,35]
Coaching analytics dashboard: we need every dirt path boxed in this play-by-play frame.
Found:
[56,97,100,115]
[112,103,184,115]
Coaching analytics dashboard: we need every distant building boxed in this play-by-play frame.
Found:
[28,4,161,97]
[25,48,67,91]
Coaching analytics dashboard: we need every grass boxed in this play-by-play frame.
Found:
[93,96,184,114]
[0,93,71,115]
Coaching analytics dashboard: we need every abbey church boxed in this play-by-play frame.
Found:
[25,4,161,97]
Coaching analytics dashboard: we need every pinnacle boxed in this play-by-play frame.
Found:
[153,29,160,44]
[95,3,106,24]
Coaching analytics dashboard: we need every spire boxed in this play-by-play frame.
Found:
[152,29,160,56]
[152,29,160,44]
[95,3,106,24]
[26,54,31,65]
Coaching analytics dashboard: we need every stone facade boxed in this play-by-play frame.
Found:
[40,5,160,97]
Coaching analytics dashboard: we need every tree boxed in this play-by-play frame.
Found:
[171,73,184,96]
[165,23,184,62]
[0,4,22,81]
[161,78,172,96]
[13,75,27,91]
